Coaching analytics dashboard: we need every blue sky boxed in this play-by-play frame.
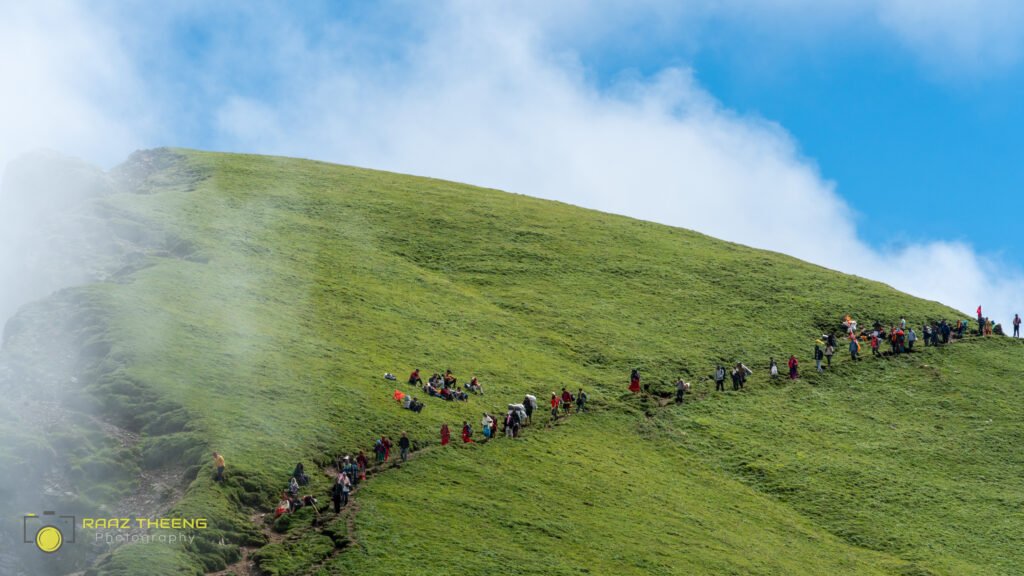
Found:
[2,0,1022,321]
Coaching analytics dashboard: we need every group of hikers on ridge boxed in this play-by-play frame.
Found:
[224,307,1011,525]
[627,309,1004,397]
[262,373,593,521]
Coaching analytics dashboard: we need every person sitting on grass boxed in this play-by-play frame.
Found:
[409,369,423,386]
[466,376,483,394]
[444,369,458,387]
[293,463,309,486]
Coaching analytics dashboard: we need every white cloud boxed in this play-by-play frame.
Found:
[3,0,1023,325]
[207,2,1023,322]
[0,0,150,169]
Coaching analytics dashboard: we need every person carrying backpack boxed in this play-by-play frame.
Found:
[674,379,690,404]
[576,388,588,413]
[849,337,860,361]
[714,365,726,392]
[332,472,351,512]
[524,395,537,424]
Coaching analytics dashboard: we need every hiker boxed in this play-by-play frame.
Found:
[576,388,588,413]
[629,369,641,394]
[399,432,411,462]
[1015,314,1022,338]
[849,337,860,361]
[870,333,881,357]
[504,410,515,438]
[674,379,690,404]
[440,423,451,446]
[524,394,537,423]
[730,367,740,391]
[788,355,799,379]
[293,463,309,486]
[466,376,483,394]
[482,413,494,439]
[734,363,750,390]
[288,476,300,498]
[900,317,906,330]
[383,437,393,461]
[213,452,226,483]
[824,342,834,367]
[714,365,726,392]
[275,492,291,518]
[341,455,357,485]
[907,328,917,351]
[409,369,423,386]
[561,388,573,415]
[356,451,368,481]
[814,344,824,373]
[551,393,561,419]
[374,439,385,464]
[332,472,351,512]
[769,358,779,379]
[461,421,473,443]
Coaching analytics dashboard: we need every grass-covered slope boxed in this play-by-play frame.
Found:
[20,148,1023,575]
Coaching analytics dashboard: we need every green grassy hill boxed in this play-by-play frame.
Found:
[4,148,1022,575]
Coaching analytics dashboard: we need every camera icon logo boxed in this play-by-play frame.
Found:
[23,511,76,553]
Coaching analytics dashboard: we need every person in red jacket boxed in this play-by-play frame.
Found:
[356,451,368,481]
[382,436,392,461]
[440,423,451,446]
[550,393,560,420]
[788,355,799,379]
[461,421,473,443]
[628,368,641,394]
[408,369,423,386]
[560,388,573,415]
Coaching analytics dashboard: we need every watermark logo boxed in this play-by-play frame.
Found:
[21,513,207,553]
[23,511,76,553]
